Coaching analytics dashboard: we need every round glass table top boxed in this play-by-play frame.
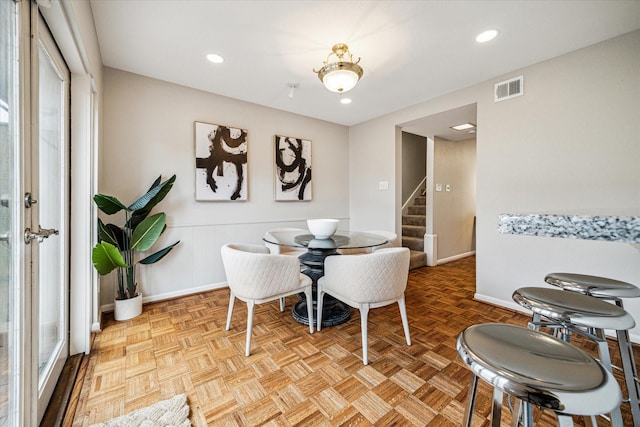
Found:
[263,230,388,250]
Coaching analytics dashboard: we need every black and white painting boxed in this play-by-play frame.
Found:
[195,121,248,201]
[274,135,312,201]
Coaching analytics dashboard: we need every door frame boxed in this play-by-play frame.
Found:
[31,9,71,422]
[38,0,98,356]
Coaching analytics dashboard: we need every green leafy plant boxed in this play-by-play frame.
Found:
[91,174,180,300]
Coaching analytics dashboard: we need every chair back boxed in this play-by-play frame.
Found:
[323,247,410,303]
[221,243,302,299]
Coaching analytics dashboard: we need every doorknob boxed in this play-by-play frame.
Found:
[24,226,59,244]
[24,192,38,208]
[0,232,8,243]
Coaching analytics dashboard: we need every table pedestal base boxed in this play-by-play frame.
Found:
[292,247,351,327]
[292,296,351,327]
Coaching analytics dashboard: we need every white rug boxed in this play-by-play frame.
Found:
[89,394,191,427]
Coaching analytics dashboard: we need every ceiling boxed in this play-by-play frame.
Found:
[89,1,640,140]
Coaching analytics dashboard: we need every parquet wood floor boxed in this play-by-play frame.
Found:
[70,256,638,426]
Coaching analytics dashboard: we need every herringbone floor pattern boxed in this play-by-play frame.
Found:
[71,256,637,426]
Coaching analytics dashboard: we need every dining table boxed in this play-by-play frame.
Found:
[263,229,389,327]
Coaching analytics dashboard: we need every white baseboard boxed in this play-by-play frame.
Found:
[437,251,475,265]
[474,292,640,344]
[100,281,228,314]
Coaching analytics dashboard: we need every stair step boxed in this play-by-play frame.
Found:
[409,250,426,270]
[408,205,425,216]
[402,236,424,251]
[402,215,425,226]
[402,225,425,238]
[414,196,426,206]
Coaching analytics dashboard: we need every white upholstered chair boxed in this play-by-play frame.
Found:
[264,227,307,310]
[317,247,411,365]
[221,243,313,356]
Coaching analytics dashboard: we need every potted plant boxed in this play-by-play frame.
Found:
[91,174,180,321]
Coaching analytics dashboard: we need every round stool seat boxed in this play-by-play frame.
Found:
[457,323,621,416]
[513,287,636,331]
[545,272,640,299]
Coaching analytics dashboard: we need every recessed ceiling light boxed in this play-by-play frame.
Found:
[476,29,498,43]
[340,98,352,105]
[451,123,476,131]
[206,53,224,64]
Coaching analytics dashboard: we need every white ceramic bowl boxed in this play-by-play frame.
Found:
[307,219,339,239]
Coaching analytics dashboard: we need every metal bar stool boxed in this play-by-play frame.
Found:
[544,272,640,306]
[513,286,636,425]
[543,273,640,426]
[457,323,622,426]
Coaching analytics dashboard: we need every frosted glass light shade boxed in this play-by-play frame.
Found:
[322,68,360,93]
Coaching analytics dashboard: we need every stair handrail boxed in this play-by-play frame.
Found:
[402,176,427,216]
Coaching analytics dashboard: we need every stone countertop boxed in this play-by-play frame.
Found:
[497,212,640,243]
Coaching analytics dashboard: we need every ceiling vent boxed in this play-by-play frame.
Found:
[494,75,524,102]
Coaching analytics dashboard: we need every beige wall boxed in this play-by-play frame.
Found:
[401,132,427,204]
[350,30,640,340]
[100,68,349,306]
[433,137,476,260]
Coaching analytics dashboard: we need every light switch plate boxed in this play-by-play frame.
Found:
[378,181,389,190]
[436,184,442,192]
[446,184,451,192]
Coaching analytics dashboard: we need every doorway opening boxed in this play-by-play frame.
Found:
[399,103,477,267]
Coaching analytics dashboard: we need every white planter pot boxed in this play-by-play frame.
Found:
[114,293,142,321]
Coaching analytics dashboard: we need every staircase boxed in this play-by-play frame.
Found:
[402,193,427,269]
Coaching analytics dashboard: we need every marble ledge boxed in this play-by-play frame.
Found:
[497,212,640,243]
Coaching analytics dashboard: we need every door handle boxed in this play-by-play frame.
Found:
[24,226,59,244]
[0,232,8,243]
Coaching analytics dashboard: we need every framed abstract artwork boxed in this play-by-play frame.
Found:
[195,121,248,201]
[274,135,312,201]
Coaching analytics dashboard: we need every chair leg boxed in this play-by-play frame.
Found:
[616,328,640,426]
[360,304,370,365]
[510,399,521,427]
[245,300,255,357]
[317,289,325,331]
[304,287,314,334]
[463,373,479,427]
[225,292,235,330]
[397,296,411,346]
[490,388,503,427]
[556,415,574,427]
[279,297,285,312]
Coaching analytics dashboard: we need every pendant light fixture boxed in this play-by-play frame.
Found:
[313,43,363,93]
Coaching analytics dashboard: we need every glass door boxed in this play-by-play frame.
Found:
[0,3,71,424]
[32,12,70,423]
[0,1,20,424]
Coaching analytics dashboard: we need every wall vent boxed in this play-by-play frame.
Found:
[494,75,524,102]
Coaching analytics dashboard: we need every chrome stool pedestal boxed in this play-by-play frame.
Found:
[457,323,622,426]
[513,286,638,426]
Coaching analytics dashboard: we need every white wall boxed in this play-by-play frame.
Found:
[100,68,349,307]
[433,137,476,261]
[349,122,399,232]
[350,30,640,339]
